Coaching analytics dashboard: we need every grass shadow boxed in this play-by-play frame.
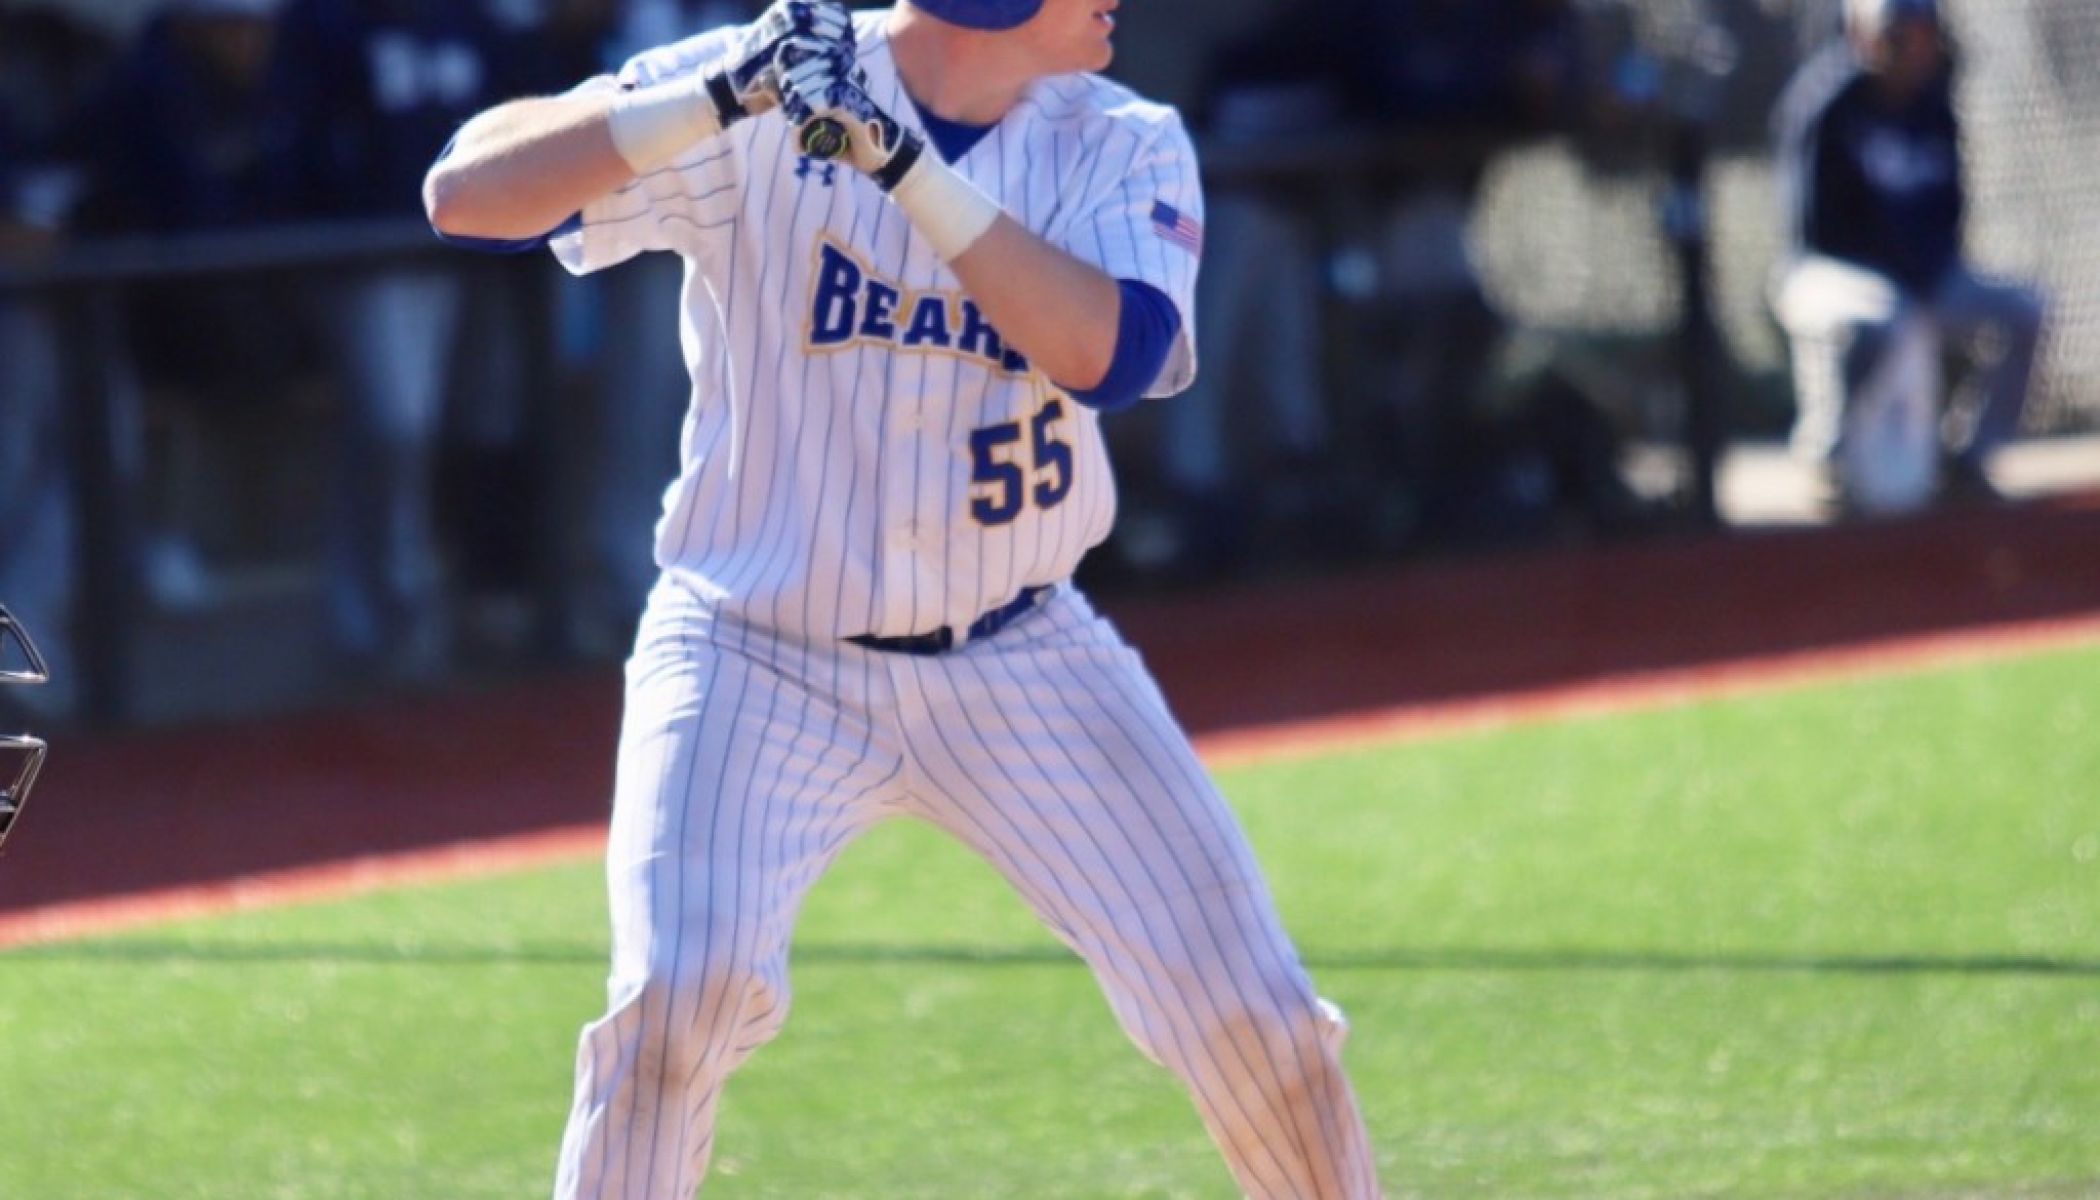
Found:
[6,940,2097,977]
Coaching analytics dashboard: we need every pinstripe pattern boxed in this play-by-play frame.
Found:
[548,16,1202,642]
[557,584,1381,1198]
[556,579,907,1198]
[547,12,1376,1198]
[895,590,1378,1199]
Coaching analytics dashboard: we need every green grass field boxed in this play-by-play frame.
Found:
[4,644,2098,1199]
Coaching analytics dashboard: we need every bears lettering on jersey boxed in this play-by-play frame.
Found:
[807,237,1031,374]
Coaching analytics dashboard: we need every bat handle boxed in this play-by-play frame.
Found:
[799,117,850,162]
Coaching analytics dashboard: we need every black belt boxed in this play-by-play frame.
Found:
[848,586,1049,656]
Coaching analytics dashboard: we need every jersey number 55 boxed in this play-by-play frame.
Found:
[969,399,1073,526]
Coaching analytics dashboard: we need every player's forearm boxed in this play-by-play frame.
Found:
[430,2,856,241]
[424,93,635,242]
[947,218,1121,392]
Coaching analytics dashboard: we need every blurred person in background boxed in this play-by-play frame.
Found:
[264,0,505,673]
[0,5,111,718]
[0,238,73,719]
[1162,0,1583,573]
[1355,0,1583,544]
[485,0,624,92]
[87,0,279,236]
[488,0,765,654]
[1150,2,1339,580]
[443,0,635,654]
[1771,0,2046,508]
[0,5,106,170]
[573,0,761,651]
[82,0,312,608]
[1356,0,1578,127]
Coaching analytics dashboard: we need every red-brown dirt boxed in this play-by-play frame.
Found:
[5,495,2099,942]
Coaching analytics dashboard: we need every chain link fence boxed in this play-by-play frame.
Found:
[1469,0,2099,435]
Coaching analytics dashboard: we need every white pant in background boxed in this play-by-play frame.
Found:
[1773,255,2045,476]
[554,579,1381,1200]
[1164,195,1330,495]
[322,268,463,660]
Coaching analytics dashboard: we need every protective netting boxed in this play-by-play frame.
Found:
[1470,0,2100,434]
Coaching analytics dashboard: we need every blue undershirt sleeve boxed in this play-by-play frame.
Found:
[1063,279,1183,414]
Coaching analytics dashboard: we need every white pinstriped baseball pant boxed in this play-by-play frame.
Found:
[554,579,1380,1199]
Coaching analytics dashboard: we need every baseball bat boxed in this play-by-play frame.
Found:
[799,116,851,162]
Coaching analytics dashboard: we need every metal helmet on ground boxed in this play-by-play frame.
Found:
[0,604,50,854]
[908,0,1044,33]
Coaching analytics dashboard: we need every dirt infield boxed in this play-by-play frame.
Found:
[5,494,2099,946]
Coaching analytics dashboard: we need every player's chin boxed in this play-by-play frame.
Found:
[1078,29,1115,72]
[1044,42,1112,74]
[1067,12,1116,71]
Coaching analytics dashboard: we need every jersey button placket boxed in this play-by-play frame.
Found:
[876,502,921,632]
[869,360,913,631]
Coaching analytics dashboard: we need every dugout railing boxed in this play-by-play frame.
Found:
[0,126,1728,728]
[0,220,566,725]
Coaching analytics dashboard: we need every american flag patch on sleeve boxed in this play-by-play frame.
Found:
[1150,201,1204,256]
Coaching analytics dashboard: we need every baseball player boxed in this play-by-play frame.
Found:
[426,2,1380,1196]
[1771,0,2046,506]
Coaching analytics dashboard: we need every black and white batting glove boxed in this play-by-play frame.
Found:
[605,0,853,175]
[776,39,920,186]
[721,0,856,122]
[776,40,1006,263]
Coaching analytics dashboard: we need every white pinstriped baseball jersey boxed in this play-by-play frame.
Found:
[552,12,1203,640]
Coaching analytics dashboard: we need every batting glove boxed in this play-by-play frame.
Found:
[605,1,853,174]
[777,39,916,183]
[777,40,1006,262]
[722,0,856,121]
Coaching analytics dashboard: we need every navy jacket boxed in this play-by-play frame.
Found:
[1201,0,1575,133]
[84,15,276,233]
[265,0,501,219]
[1776,45,1964,293]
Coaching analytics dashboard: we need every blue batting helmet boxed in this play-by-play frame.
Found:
[909,0,1044,32]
